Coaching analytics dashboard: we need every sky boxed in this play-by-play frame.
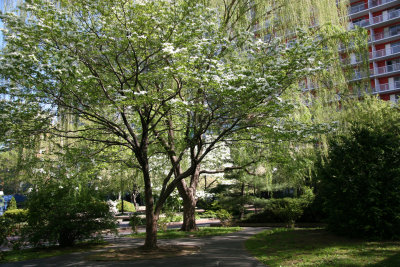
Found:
[0,0,23,48]
[0,0,4,48]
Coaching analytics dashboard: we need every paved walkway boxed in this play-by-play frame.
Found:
[1,227,269,267]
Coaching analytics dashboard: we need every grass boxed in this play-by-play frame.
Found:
[245,228,400,267]
[128,226,242,239]
[0,240,108,263]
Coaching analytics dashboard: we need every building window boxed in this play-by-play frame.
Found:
[389,24,400,37]
[350,3,365,14]
[395,77,400,89]
[392,41,400,54]
[387,59,400,72]
[389,6,400,20]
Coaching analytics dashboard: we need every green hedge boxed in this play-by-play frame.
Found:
[3,209,28,223]
[244,190,314,227]
[116,200,135,213]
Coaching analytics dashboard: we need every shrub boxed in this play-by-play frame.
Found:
[157,217,169,232]
[196,197,213,210]
[3,209,28,223]
[202,210,217,219]
[0,216,11,259]
[215,209,232,227]
[129,213,145,233]
[0,211,26,251]
[268,198,306,228]
[24,182,117,247]
[163,194,182,212]
[215,195,255,217]
[7,197,17,211]
[116,200,136,213]
[244,189,314,227]
[0,216,11,246]
[316,120,400,239]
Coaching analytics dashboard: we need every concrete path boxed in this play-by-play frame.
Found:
[1,227,269,267]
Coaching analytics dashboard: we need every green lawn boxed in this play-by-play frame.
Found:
[0,241,108,263]
[245,228,400,267]
[128,226,242,239]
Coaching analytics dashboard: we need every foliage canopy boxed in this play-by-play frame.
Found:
[316,100,400,239]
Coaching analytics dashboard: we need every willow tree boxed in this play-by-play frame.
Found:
[174,0,369,231]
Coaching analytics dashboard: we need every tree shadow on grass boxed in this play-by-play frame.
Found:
[367,251,400,267]
[246,228,400,267]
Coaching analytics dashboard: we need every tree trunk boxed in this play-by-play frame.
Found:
[177,165,200,232]
[142,161,159,250]
[144,209,158,250]
[131,184,139,211]
[178,182,198,231]
[121,194,124,214]
[240,182,245,220]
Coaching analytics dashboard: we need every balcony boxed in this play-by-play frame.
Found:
[351,70,369,80]
[349,4,367,15]
[349,0,398,19]
[373,62,400,76]
[350,63,400,79]
[370,45,400,60]
[371,30,400,43]
[350,19,370,29]
[371,9,400,26]
[373,81,400,93]
[370,0,398,8]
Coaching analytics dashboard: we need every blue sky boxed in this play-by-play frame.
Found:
[0,0,21,48]
[0,0,4,48]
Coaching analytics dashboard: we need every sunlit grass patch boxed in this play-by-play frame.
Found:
[0,240,108,263]
[245,228,400,267]
[128,226,241,239]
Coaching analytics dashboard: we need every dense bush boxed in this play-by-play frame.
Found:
[215,209,232,226]
[297,194,326,223]
[215,195,256,217]
[0,216,11,259]
[24,182,117,247]
[0,210,26,251]
[3,209,28,223]
[316,120,400,239]
[196,197,213,210]
[162,194,182,212]
[116,200,136,213]
[202,209,232,226]
[129,213,145,233]
[0,216,11,246]
[244,189,314,227]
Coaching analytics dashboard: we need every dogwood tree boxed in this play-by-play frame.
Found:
[1,0,325,249]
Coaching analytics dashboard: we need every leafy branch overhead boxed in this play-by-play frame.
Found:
[0,0,332,249]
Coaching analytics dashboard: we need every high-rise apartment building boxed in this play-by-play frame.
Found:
[349,0,400,103]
